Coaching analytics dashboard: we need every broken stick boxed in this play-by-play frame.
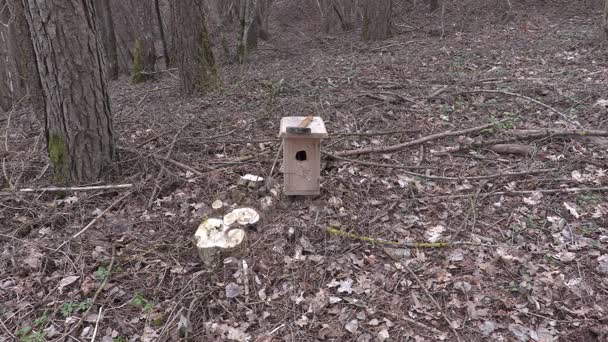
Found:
[333,121,503,158]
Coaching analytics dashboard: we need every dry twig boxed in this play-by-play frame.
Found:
[442,127,608,154]
[327,153,555,181]
[148,123,188,208]
[52,246,116,342]
[17,184,133,193]
[55,191,133,251]
[334,121,502,157]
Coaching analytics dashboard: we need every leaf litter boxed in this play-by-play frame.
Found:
[2,2,608,341]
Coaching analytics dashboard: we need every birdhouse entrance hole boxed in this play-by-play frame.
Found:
[295,150,307,161]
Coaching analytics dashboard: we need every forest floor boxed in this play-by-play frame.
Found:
[2,1,608,341]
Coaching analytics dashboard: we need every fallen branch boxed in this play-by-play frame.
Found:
[118,145,210,176]
[457,89,576,125]
[442,128,608,154]
[161,157,209,176]
[334,121,501,157]
[18,184,133,193]
[327,153,554,181]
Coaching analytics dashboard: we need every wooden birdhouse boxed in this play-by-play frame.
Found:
[279,116,328,196]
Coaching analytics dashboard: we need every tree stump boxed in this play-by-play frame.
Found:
[194,218,246,267]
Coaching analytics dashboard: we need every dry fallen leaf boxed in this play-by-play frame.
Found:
[563,202,580,219]
[344,319,359,334]
[337,278,353,294]
[377,329,390,341]
[226,283,242,299]
[425,225,445,242]
[58,275,80,294]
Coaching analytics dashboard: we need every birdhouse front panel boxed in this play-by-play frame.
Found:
[283,138,321,195]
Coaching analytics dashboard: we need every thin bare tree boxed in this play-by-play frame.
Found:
[238,0,258,63]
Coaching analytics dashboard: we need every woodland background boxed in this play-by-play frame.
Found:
[2,0,608,341]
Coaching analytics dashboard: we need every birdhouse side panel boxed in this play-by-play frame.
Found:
[283,138,321,195]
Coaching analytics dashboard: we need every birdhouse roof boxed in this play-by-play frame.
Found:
[279,116,328,138]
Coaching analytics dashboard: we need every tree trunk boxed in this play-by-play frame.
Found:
[24,0,115,184]
[603,0,608,39]
[362,0,392,41]
[96,0,119,79]
[7,0,44,120]
[0,1,19,111]
[131,2,156,83]
[154,0,170,68]
[237,0,257,64]
[256,0,274,40]
[321,0,357,34]
[172,0,221,94]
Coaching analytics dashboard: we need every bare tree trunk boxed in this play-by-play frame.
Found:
[237,0,257,64]
[154,0,170,68]
[0,1,19,111]
[362,0,392,41]
[24,0,115,184]
[603,0,608,39]
[0,6,12,111]
[172,0,220,94]
[7,0,44,120]
[97,0,119,79]
[131,2,156,83]
[321,0,357,34]
[256,0,274,40]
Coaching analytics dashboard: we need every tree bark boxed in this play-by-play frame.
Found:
[322,0,359,34]
[237,0,257,63]
[23,0,115,184]
[131,1,156,82]
[603,0,608,39]
[154,0,170,68]
[0,1,19,111]
[6,0,44,120]
[256,0,274,40]
[172,0,221,94]
[96,0,119,79]
[362,0,392,41]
